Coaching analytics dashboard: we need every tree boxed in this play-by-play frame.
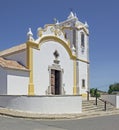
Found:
[90,88,100,97]
[108,83,119,94]
[90,88,95,97]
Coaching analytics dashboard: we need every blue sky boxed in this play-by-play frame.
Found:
[0,0,119,91]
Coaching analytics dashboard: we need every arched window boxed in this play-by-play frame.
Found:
[81,32,85,47]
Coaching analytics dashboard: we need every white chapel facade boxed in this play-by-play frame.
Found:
[0,12,89,96]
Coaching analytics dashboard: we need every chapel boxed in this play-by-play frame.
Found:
[0,12,89,96]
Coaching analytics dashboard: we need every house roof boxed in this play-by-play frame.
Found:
[0,43,26,57]
[0,57,28,71]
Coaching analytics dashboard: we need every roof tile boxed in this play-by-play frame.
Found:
[0,57,28,71]
[0,43,26,57]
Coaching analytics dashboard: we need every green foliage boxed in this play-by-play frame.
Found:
[90,88,100,97]
[90,88,95,97]
[96,92,101,98]
[108,83,119,94]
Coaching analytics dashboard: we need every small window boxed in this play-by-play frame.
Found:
[82,79,85,88]
[81,32,85,47]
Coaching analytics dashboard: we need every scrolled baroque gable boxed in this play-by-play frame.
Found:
[36,25,70,46]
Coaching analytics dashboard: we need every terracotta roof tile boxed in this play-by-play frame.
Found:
[0,57,28,71]
[0,43,26,57]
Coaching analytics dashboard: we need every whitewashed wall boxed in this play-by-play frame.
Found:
[101,94,119,108]
[64,29,73,48]
[5,50,27,66]
[0,95,82,114]
[7,69,29,95]
[117,96,119,108]
[0,67,7,94]
[33,41,73,95]
[76,30,89,95]
[78,61,88,94]
[77,30,89,61]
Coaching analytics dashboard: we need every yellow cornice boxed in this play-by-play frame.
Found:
[26,41,39,49]
[44,24,54,28]
[61,26,89,36]
[77,27,89,36]
[61,26,73,30]
[77,58,90,64]
[38,36,76,60]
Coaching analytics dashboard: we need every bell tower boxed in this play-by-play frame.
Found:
[75,18,89,96]
[58,12,89,95]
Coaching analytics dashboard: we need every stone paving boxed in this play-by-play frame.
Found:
[0,106,119,120]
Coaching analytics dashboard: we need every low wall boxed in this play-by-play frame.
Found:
[0,95,82,114]
[117,96,119,108]
[101,94,119,108]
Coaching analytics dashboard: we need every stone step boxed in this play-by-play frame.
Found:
[83,104,114,108]
[83,106,115,111]
[82,99,115,112]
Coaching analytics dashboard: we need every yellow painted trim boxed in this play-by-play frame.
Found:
[61,26,89,36]
[44,24,54,28]
[39,30,43,37]
[61,27,73,31]
[73,87,77,95]
[73,59,77,95]
[77,58,90,64]
[27,43,34,95]
[26,35,77,95]
[82,93,87,97]
[27,41,39,49]
[39,36,77,60]
[76,27,89,36]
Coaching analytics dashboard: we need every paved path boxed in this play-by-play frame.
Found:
[0,107,119,120]
[0,104,119,130]
[0,114,119,130]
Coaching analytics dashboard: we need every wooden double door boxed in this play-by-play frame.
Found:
[51,69,61,95]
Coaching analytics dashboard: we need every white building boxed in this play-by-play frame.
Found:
[0,12,89,97]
